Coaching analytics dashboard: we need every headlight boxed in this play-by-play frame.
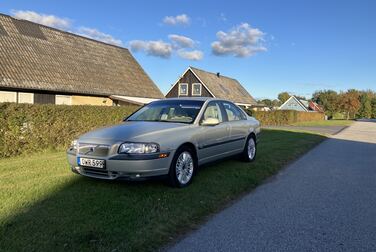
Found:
[118,142,159,154]
[71,139,78,150]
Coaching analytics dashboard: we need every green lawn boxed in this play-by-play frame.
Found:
[291,120,354,127]
[0,130,325,251]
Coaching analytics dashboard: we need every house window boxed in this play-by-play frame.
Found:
[192,83,202,96]
[179,83,188,96]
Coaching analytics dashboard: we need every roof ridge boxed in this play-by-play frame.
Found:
[190,66,237,81]
[1,12,129,51]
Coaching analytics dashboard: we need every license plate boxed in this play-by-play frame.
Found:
[78,157,105,169]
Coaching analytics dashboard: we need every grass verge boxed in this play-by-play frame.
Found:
[291,120,353,127]
[0,129,325,251]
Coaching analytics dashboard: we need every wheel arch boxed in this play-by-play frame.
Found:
[176,142,198,159]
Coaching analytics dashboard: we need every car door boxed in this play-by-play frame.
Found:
[221,101,249,153]
[195,101,231,164]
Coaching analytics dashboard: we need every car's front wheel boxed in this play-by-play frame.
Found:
[241,135,257,162]
[168,146,196,187]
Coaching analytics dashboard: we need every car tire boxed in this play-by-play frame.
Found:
[241,134,257,162]
[168,146,197,188]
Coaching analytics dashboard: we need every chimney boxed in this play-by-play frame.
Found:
[216,72,220,78]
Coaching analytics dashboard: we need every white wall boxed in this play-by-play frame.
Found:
[56,95,72,105]
[18,92,34,104]
[0,91,17,102]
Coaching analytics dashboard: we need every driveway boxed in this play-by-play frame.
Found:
[263,125,348,135]
[168,121,376,251]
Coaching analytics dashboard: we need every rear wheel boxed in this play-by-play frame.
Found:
[241,135,257,162]
[168,146,196,187]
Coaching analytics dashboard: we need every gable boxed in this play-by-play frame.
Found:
[280,96,308,111]
[165,68,213,98]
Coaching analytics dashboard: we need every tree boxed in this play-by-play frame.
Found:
[357,92,372,119]
[339,89,361,119]
[312,90,339,118]
[278,92,290,104]
[372,97,376,119]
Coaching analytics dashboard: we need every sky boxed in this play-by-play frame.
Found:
[1,0,375,99]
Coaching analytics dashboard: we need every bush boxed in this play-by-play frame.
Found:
[246,110,325,126]
[0,103,138,158]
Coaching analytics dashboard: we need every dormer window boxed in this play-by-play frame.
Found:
[192,83,202,96]
[179,83,188,96]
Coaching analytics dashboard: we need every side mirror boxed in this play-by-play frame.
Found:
[201,118,220,126]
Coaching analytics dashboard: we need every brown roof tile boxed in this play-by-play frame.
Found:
[0,14,164,98]
[190,67,257,105]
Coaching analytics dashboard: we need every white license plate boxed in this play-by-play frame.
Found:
[78,157,105,169]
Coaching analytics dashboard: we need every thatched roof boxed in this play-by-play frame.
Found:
[190,67,257,105]
[0,14,164,99]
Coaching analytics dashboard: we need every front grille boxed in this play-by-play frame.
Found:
[78,143,110,157]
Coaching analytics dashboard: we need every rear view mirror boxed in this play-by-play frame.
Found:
[201,118,220,126]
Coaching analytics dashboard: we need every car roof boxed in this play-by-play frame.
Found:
[161,97,221,102]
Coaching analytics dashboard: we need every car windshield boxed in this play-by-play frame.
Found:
[127,100,205,124]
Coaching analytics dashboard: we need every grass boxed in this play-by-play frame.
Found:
[291,120,354,127]
[0,130,325,251]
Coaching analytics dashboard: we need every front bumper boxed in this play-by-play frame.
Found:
[67,150,174,180]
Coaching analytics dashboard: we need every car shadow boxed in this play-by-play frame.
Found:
[1,129,375,251]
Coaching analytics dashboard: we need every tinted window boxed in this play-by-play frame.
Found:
[127,100,204,124]
[222,102,246,121]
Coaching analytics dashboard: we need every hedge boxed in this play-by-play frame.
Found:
[0,103,138,158]
[246,110,325,126]
[0,103,325,158]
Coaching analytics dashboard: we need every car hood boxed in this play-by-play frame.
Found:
[79,121,188,143]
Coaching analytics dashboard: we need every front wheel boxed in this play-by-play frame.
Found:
[241,135,257,162]
[168,147,196,188]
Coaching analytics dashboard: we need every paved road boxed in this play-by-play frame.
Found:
[263,125,348,135]
[169,121,376,252]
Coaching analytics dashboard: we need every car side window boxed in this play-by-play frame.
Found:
[202,102,223,123]
[222,102,246,121]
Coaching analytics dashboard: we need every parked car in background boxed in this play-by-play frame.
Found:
[67,98,261,187]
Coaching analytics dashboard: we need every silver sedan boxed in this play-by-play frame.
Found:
[67,98,261,187]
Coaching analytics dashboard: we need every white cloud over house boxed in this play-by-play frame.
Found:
[77,27,122,46]
[177,50,203,61]
[211,23,267,57]
[163,14,190,26]
[11,10,71,30]
[130,34,203,60]
[129,40,173,58]
[168,34,195,48]
[11,10,122,46]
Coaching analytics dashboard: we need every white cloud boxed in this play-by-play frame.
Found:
[168,34,195,48]
[11,10,123,46]
[77,27,122,46]
[11,10,71,30]
[129,40,173,58]
[129,34,202,60]
[177,50,203,61]
[163,14,190,26]
[211,23,267,57]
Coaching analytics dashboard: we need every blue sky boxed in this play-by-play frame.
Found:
[1,0,375,99]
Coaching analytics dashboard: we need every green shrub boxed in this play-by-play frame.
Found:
[246,110,325,126]
[0,103,138,158]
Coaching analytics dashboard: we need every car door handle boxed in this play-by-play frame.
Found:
[226,126,230,131]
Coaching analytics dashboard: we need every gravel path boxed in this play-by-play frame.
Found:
[168,121,376,252]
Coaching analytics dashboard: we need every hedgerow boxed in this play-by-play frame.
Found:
[0,103,138,158]
[246,110,325,126]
